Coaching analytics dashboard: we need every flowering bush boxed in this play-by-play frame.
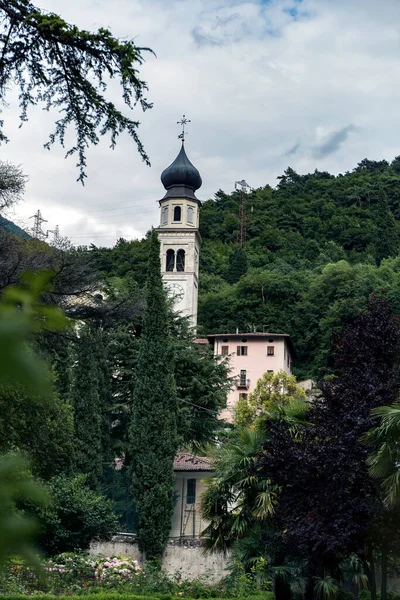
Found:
[95,556,142,585]
[0,552,268,597]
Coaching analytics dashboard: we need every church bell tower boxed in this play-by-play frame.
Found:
[156,121,202,327]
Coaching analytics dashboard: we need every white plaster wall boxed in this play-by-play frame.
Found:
[159,198,199,229]
[171,472,211,538]
[158,229,200,326]
[90,537,229,583]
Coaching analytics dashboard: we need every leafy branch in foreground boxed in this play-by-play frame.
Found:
[0,270,68,565]
[0,0,153,182]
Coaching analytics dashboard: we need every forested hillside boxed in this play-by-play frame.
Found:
[196,157,400,379]
[91,156,400,380]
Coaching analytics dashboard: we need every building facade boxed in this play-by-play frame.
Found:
[156,143,202,327]
[170,452,213,538]
[208,332,295,422]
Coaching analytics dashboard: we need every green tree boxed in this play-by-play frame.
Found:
[372,187,400,265]
[226,247,248,283]
[201,428,276,554]
[0,0,153,182]
[35,474,118,555]
[0,272,67,565]
[0,385,74,479]
[69,325,102,487]
[129,231,179,559]
[366,404,400,507]
[234,370,306,429]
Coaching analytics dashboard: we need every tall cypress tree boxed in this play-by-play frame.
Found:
[129,230,179,559]
[70,325,102,488]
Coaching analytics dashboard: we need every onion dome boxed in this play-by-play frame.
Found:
[160,143,202,201]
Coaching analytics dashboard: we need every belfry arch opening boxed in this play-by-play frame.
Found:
[166,249,175,271]
[176,249,185,272]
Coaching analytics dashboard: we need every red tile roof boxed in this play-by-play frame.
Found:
[174,452,213,472]
[207,332,290,338]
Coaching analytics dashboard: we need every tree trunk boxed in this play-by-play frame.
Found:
[367,547,377,600]
[304,576,314,600]
[275,574,292,600]
[381,547,388,600]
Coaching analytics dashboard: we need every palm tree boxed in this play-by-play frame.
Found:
[200,398,309,553]
[364,404,400,507]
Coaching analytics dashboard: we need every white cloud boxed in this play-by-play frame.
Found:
[2,0,400,245]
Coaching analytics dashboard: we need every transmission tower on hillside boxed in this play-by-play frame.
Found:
[47,224,60,245]
[29,210,48,240]
[234,179,250,248]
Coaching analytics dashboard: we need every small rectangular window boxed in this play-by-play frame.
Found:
[239,393,248,400]
[221,345,229,356]
[267,346,274,356]
[186,479,196,504]
[287,354,290,366]
[284,346,286,359]
[237,346,248,356]
[239,369,247,386]
[267,369,274,373]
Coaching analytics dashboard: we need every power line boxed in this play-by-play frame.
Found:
[66,190,216,215]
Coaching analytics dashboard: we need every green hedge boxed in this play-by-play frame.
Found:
[1,596,181,600]
[0,595,272,600]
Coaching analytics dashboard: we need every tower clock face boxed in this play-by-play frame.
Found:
[166,283,185,302]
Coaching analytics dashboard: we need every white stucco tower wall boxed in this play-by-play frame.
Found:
[156,142,202,327]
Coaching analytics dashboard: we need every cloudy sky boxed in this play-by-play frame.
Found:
[3,0,400,246]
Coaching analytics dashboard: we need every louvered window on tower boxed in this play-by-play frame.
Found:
[162,206,168,225]
[173,206,182,222]
[186,479,196,504]
[176,249,185,272]
[187,206,194,224]
[166,249,175,272]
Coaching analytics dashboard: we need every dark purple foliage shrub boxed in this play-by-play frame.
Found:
[260,298,400,574]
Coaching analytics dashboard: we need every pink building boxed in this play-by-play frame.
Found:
[207,332,295,422]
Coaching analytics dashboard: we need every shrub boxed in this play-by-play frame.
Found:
[33,476,118,555]
[0,553,274,598]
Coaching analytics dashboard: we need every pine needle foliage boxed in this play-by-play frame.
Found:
[0,0,153,183]
[129,231,179,559]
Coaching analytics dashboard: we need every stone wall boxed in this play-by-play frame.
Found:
[90,535,229,583]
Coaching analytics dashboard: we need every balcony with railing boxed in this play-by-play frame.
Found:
[236,378,250,389]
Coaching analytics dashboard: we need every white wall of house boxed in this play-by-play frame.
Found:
[171,470,212,538]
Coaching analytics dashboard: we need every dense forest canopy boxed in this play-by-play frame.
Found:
[89,156,400,380]
[3,155,400,380]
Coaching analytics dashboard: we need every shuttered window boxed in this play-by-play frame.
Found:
[221,345,229,356]
[237,346,248,356]
[267,346,275,356]
[186,479,196,504]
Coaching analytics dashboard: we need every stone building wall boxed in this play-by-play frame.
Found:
[90,535,229,583]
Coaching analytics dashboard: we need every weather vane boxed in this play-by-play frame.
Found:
[177,114,191,143]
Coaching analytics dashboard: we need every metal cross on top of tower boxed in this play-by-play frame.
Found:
[177,114,191,143]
